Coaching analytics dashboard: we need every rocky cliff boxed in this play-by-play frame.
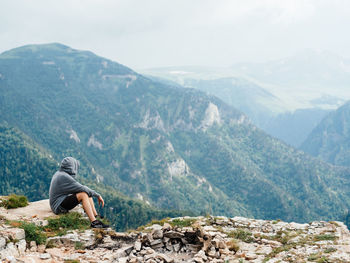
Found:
[1,200,350,263]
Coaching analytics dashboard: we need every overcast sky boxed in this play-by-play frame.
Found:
[1,0,350,68]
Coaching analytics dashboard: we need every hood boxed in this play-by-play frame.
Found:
[59,157,80,177]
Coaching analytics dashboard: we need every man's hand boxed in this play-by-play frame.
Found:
[98,195,105,207]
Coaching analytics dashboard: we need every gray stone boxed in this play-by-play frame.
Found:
[5,255,17,263]
[156,253,174,263]
[173,243,181,252]
[4,228,25,240]
[17,239,26,255]
[114,247,127,259]
[195,250,207,261]
[166,242,173,251]
[135,240,142,251]
[124,245,134,255]
[6,242,19,257]
[150,239,163,246]
[0,237,6,250]
[37,244,46,253]
[144,253,157,260]
[146,224,163,231]
[162,223,172,231]
[40,253,51,259]
[152,229,163,239]
[116,257,128,263]
[163,231,184,239]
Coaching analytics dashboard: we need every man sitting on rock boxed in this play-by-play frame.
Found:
[49,157,109,228]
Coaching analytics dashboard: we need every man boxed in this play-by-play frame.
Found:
[49,157,109,228]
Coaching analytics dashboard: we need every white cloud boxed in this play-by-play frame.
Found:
[0,0,350,67]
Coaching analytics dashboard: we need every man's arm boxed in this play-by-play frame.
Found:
[59,173,101,198]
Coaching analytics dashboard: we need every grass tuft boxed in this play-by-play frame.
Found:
[20,222,46,245]
[0,194,28,209]
[46,212,90,235]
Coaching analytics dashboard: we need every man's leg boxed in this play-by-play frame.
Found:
[88,197,98,218]
[76,192,96,222]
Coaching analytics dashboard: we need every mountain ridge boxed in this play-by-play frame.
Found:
[1,43,350,224]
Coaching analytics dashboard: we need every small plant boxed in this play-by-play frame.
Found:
[46,212,90,235]
[74,241,84,250]
[314,234,337,241]
[0,194,28,209]
[329,221,340,227]
[20,222,46,245]
[170,218,196,228]
[226,238,240,253]
[324,247,337,253]
[228,228,254,243]
[307,253,330,262]
[146,218,171,226]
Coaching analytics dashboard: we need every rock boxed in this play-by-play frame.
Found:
[116,257,128,263]
[146,224,163,231]
[166,242,173,251]
[163,231,184,239]
[40,253,51,259]
[17,240,26,255]
[245,252,258,260]
[135,240,142,251]
[5,255,16,263]
[5,242,19,257]
[144,253,157,260]
[156,253,174,263]
[173,243,181,252]
[150,239,163,247]
[152,229,164,239]
[3,228,25,240]
[195,250,207,261]
[162,223,172,231]
[37,244,46,253]
[2,206,350,263]
[0,237,6,250]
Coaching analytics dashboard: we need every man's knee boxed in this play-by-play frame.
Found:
[76,192,88,201]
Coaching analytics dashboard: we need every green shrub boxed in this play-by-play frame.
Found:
[314,234,337,241]
[0,194,28,209]
[46,212,90,235]
[20,222,46,245]
[324,247,337,253]
[170,218,196,228]
[228,228,254,243]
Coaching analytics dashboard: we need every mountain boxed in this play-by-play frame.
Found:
[142,73,331,147]
[301,101,350,167]
[1,43,350,224]
[261,108,331,148]
[0,123,57,200]
[181,77,282,126]
[0,123,188,231]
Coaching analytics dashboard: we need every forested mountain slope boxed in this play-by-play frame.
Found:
[0,124,57,200]
[0,123,187,231]
[301,101,350,167]
[1,43,350,223]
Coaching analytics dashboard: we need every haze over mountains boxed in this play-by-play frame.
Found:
[142,50,349,147]
[1,43,350,228]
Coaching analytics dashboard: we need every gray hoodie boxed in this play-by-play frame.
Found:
[49,157,100,214]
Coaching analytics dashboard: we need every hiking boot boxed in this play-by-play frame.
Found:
[91,220,109,229]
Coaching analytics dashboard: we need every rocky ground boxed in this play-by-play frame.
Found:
[1,200,350,262]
